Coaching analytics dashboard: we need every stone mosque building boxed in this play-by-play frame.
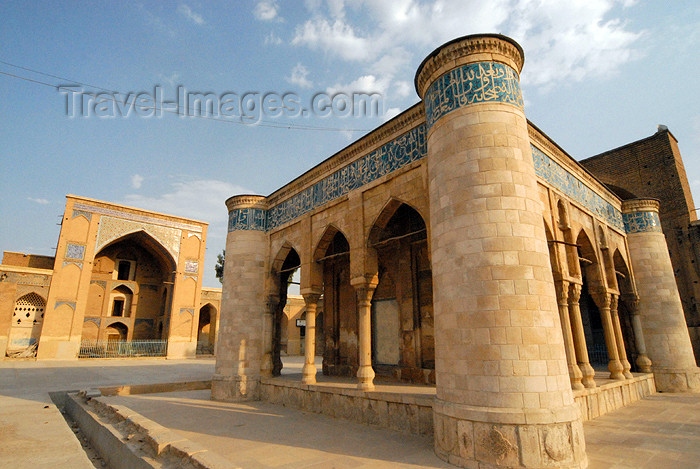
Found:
[213,34,700,468]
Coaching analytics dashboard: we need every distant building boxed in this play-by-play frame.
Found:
[0,195,221,359]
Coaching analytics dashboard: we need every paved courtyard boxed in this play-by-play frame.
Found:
[1,357,699,468]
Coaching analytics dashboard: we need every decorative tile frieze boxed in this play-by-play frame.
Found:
[62,261,83,269]
[0,272,51,286]
[424,62,523,128]
[228,208,268,231]
[531,145,625,232]
[264,124,427,232]
[73,202,203,233]
[71,209,92,221]
[95,216,181,263]
[623,211,663,233]
[65,243,85,260]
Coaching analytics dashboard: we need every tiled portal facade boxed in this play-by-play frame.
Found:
[213,34,699,468]
[0,196,219,359]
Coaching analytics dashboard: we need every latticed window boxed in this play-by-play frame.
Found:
[13,292,45,324]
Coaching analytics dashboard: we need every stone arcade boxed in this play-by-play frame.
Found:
[212,35,699,467]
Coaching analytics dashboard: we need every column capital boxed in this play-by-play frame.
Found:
[568,282,582,303]
[554,279,570,305]
[591,288,612,310]
[301,289,322,306]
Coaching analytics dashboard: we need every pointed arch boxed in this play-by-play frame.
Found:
[313,224,350,261]
[97,230,177,274]
[271,242,301,274]
[368,198,427,246]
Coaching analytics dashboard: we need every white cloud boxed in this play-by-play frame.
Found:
[287,63,313,88]
[254,1,282,22]
[393,80,411,98]
[292,19,372,61]
[292,0,641,99]
[121,179,250,226]
[328,74,389,97]
[177,4,205,26]
[384,107,401,120]
[264,32,283,45]
[131,174,144,189]
[27,197,50,205]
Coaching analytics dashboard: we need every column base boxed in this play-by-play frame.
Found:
[653,367,700,392]
[211,374,260,402]
[357,365,375,391]
[302,363,317,384]
[432,400,587,469]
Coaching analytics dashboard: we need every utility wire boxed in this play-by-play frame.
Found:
[0,60,374,132]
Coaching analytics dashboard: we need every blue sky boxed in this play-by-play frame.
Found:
[1,0,699,288]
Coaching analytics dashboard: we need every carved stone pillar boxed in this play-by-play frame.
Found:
[568,283,596,388]
[624,295,652,373]
[610,294,633,378]
[592,290,625,380]
[556,280,584,390]
[301,291,321,384]
[353,280,376,390]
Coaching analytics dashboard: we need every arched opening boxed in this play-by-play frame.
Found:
[105,321,128,342]
[369,202,433,383]
[197,303,216,355]
[577,230,607,367]
[86,231,176,342]
[272,246,301,376]
[7,292,46,355]
[613,249,640,370]
[314,228,355,377]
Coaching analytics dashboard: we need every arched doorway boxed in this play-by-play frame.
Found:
[368,202,433,383]
[576,230,607,366]
[7,292,46,355]
[314,228,355,377]
[87,231,176,342]
[272,246,301,376]
[197,303,216,355]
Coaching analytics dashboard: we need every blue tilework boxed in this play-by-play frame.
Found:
[71,209,92,221]
[622,211,662,233]
[65,243,85,260]
[263,124,427,231]
[531,145,625,232]
[424,62,523,128]
[228,208,267,231]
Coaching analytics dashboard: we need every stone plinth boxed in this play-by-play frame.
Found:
[416,34,586,468]
[211,195,269,402]
[622,199,700,392]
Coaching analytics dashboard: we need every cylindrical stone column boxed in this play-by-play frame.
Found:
[301,291,321,384]
[416,34,586,468]
[353,280,376,390]
[623,199,700,391]
[591,290,625,380]
[610,294,633,378]
[624,295,653,373]
[211,195,269,402]
[568,284,596,388]
[556,280,584,390]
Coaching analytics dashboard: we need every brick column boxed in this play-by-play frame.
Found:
[568,284,596,388]
[623,199,699,391]
[301,290,321,384]
[416,34,586,468]
[211,195,269,402]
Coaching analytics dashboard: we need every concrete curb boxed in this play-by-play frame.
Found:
[63,390,238,469]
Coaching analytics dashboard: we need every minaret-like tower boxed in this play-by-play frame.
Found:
[415,34,587,468]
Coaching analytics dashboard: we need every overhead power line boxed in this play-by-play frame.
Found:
[0,60,373,132]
